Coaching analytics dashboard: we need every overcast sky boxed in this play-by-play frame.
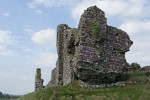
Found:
[0,0,150,95]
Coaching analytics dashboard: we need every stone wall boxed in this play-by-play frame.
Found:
[128,63,141,71]
[35,68,44,91]
[141,66,150,71]
[47,6,133,86]
[62,28,78,85]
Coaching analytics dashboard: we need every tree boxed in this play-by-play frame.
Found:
[0,92,3,97]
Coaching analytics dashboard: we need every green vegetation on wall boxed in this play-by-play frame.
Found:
[89,20,100,36]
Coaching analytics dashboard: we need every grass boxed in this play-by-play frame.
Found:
[90,20,100,36]
[19,71,150,100]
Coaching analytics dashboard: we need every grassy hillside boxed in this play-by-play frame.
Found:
[19,71,150,100]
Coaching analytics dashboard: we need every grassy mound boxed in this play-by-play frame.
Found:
[19,71,150,100]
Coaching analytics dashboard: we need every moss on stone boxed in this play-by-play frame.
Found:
[89,20,100,36]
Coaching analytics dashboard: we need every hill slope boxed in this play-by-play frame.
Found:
[20,71,150,100]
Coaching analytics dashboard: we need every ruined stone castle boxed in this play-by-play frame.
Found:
[35,6,133,90]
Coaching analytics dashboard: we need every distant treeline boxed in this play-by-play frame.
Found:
[0,91,20,99]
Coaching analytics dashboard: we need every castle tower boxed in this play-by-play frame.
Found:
[35,68,44,91]
[75,6,132,84]
[47,6,133,86]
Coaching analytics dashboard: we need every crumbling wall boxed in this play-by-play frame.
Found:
[35,68,44,91]
[74,6,133,84]
[62,28,79,85]
[47,6,133,86]
[47,25,78,86]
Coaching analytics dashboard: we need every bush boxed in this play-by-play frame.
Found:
[115,73,130,82]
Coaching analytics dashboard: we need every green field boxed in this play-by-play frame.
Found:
[19,71,150,100]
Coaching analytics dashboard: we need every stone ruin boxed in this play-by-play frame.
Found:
[141,66,150,71]
[35,68,44,91]
[127,63,141,71]
[35,6,133,90]
[46,6,133,87]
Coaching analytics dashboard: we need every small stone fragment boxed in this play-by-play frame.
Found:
[35,68,44,91]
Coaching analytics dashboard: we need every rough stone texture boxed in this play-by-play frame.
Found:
[47,68,57,86]
[128,63,141,71]
[141,66,150,71]
[140,66,150,77]
[145,71,150,77]
[47,6,133,86]
[35,68,44,91]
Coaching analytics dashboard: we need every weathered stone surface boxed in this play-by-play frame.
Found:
[141,66,150,71]
[47,6,133,86]
[140,66,150,77]
[35,68,44,91]
[47,68,57,86]
[145,71,150,77]
[128,63,141,71]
